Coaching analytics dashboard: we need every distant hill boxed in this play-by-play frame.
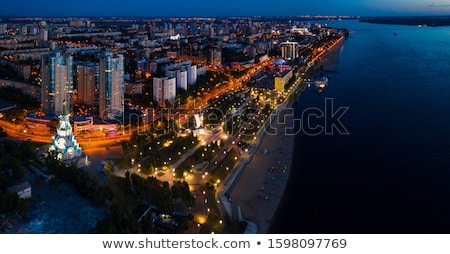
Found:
[359,16,450,26]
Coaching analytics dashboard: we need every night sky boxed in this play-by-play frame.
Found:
[1,0,450,17]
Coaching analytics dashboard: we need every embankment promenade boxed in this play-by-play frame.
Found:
[221,35,346,233]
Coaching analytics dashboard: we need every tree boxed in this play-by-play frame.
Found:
[1,156,25,180]
[171,181,195,208]
[93,203,140,233]
[44,154,112,207]
[19,141,36,160]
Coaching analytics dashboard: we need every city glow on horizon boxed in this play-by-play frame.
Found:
[0,0,449,17]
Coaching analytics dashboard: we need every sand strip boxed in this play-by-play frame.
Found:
[226,101,296,233]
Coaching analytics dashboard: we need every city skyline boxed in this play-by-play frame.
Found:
[2,0,450,238]
[2,0,450,17]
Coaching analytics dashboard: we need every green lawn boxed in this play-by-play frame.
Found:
[175,143,222,177]
[210,148,239,183]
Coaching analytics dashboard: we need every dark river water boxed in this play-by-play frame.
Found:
[270,19,450,233]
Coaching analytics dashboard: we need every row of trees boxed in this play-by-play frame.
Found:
[121,129,199,174]
[0,86,40,122]
[94,174,194,233]
[131,174,174,213]
[0,140,37,216]
[45,153,113,206]
[94,204,142,233]
[0,140,36,189]
[171,180,195,208]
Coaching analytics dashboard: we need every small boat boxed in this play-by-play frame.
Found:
[394,32,398,36]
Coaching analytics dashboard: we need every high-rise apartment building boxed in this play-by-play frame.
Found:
[41,53,73,115]
[76,62,97,106]
[208,46,222,69]
[281,41,299,61]
[176,70,188,90]
[182,65,197,86]
[39,29,48,41]
[99,51,124,119]
[167,69,187,91]
[153,77,176,107]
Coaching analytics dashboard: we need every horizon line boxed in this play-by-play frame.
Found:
[2,14,450,19]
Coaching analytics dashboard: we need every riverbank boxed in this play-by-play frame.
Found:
[226,100,296,233]
[316,38,345,73]
[223,74,305,233]
[224,35,346,233]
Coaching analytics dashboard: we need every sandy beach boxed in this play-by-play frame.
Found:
[227,102,296,233]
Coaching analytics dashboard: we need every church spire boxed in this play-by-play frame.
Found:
[62,100,67,116]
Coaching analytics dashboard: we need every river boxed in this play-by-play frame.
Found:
[270,19,450,233]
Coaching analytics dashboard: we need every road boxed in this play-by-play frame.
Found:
[1,58,273,150]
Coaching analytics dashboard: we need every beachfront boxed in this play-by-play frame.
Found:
[226,99,297,233]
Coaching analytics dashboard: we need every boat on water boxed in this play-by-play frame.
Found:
[315,76,328,88]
